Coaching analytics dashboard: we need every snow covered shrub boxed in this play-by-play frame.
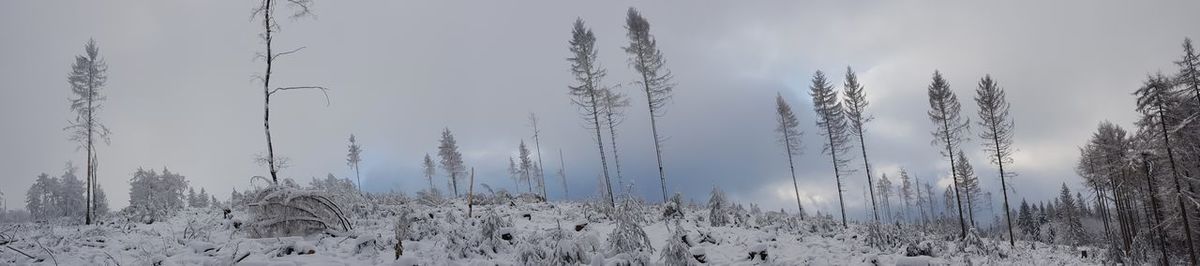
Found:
[608,197,654,265]
[661,220,697,266]
[518,233,549,262]
[480,208,513,253]
[245,185,352,238]
[958,227,994,255]
[708,188,729,227]
[393,208,412,258]
[545,224,587,265]
[663,192,685,220]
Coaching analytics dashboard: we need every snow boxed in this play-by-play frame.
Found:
[0,197,1104,265]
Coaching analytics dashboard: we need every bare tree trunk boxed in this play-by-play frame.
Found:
[262,1,279,184]
[605,111,624,194]
[824,125,848,228]
[856,133,879,222]
[1142,153,1169,265]
[940,109,967,238]
[467,168,475,217]
[638,69,669,203]
[1156,105,1198,264]
[532,118,547,200]
[783,126,803,219]
[591,92,615,207]
[559,149,568,200]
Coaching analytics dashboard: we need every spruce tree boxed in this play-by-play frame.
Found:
[809,70,852,228]
[567,19,615,207]
[842,67,879,222]
[974,75,1017,246]
[624,8,675,202]
[66,39,111,225]
[926,71,970,238]
[774,93,805,216]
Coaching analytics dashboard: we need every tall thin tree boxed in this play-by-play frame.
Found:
[558,149,569,200]
[624,8,675,203]
[842,67,879,223]
[1135,73,1197,263]
[66,39,111,225]
[422,153,436,191]
[438,128,466,197]
[346,134,363,194]
[567,19,615,207]
[926,71,970,238]
[974,75,1017,246]
[775,93,806,217]
[252,0,329,184]
[528,113,548,199]
[600,88,630,193]
[809,71,852,228]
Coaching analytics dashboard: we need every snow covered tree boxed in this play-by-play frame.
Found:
[809,70,852,228]
[567,18,615,207]
[508,156,520,190]
[252,0,329,186]
[660,220,695,266]
[609,196,654,264]
[422,153,436,192]
[842,66,879,223]
[127,168,189,223]
[438,128,466,197]
[93,182,108,215]
[65,39,111,225]
[58,165,86,218]
[198,188,210,208]
[775,93,805,215]
[188,187,198,207]
[1055,184,1087,246]
[600,88,630,192]
[955,150,982,227]
[1134,73,1197,261]
[624,7,675,203]
[26,173,54,220]
[708,187,729,226]
[528,113,548,199]
[876,173,893,222]
[518,140,535,193]
[926,71,970,238]
[974,75,1017,246]
[347,134,363,194]
[899,169,913,223]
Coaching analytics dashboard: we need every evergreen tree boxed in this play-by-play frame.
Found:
[926,71,970,238]
[422,153,436,192]
[877,173,893,222]
[708,187,729,226]
[438,128,466,197]
[347,134,363,194]
[624,8,675,202]
[527,113,548,199]
[775,93,805,216]
[842,66,880,223]
[809,70,852,228]
[600,88,630,192]
[956,150,981,227]
[518,140,535,193]
[567,18,615,207]
[66,39,111,225]
[1135,73,1196,261]
[974,75,1018,246]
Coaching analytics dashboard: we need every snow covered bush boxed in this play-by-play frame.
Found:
[707,188,729,227]
[662,192,685,220]
[393,208,412,259]
[545,224,587,265]
[479,208,512,253]
[608,196,654,265]
[245,184,352,238]
[660,220,696,266]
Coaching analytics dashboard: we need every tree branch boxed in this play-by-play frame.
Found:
[268,86,330,106]
[270,47,306,61]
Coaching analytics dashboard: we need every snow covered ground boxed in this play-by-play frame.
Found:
[0,195,1103,265]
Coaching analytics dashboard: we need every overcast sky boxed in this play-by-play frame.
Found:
[2,1,1198,221]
